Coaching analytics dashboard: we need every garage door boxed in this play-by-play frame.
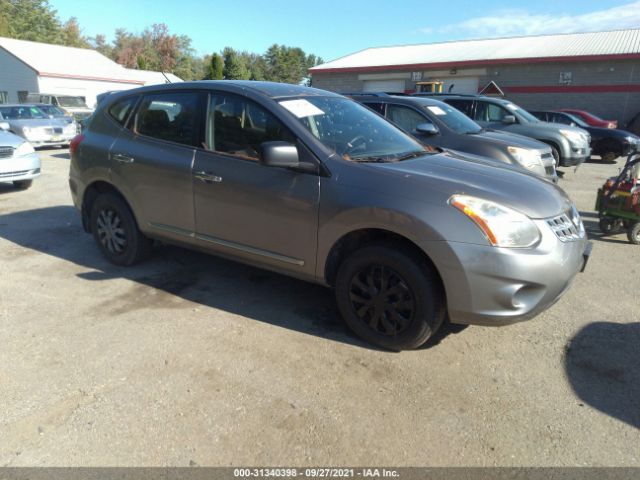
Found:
[362,79,405,93]
[442,77,479,94]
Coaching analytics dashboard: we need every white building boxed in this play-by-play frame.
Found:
[0,37,182,108]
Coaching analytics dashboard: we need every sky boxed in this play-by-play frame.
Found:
[50,0,640,62]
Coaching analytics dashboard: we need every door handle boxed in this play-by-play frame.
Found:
[194,170,222,183]
[112,153,135,164]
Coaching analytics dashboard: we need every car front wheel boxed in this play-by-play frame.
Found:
[90,193,151,266]
[13,180,33,190]
[335,244,445,350]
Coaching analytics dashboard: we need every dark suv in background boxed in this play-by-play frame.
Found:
[69,81,590,350]
[530,110,640,162]
[350,93,556,180]
[416,94,591,168]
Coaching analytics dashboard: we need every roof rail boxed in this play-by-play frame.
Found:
[340,92,391,97]
[412,93,480,97]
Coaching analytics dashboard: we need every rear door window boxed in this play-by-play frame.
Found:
[445,99,473,117]
[135,92,199,146]
[363,102,385,115]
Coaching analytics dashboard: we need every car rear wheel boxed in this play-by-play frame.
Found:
[628,223,640,245]
[550,147,561,168]
[13,180,33,190]
[335,244,445,350]
[602,152,617,162]
[90,193,151,266]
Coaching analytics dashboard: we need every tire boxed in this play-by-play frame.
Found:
[335,244,445,350]
[627,223,640,245]
[90,193,151,266]
[13,180,33,190]
[599,217,622,235]
[602,152,617,162]
[550,147,561,168]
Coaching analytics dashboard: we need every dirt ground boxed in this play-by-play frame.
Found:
[0,149,638,467]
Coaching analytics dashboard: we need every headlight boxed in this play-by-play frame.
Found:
[450,195,541,248]
[625,135,639,145]
[15,142,35,156]
[560,129,586,145]
[507,146,543,170]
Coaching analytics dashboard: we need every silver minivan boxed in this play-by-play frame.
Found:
[69,81,591,350]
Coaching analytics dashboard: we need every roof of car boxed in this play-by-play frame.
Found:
[108,80,341,100]
[350,93,448,107]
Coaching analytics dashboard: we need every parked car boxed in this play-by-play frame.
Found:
[0,127,40,189]
[530,110,639,161]
[415,94,591,168]
[33,103,75,124]
[349,93,556,181]
[70,81,591,350]
[559,109,617,129]
[24,93,94,123]
[0,104,77,147]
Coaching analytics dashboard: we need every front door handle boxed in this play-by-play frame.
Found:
[194,170,222,183]
[112,153,135,164]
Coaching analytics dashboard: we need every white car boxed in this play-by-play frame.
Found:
[0,127,40,189]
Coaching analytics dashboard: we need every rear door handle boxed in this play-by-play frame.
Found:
[194,171,222,183]
[112,153,135,164]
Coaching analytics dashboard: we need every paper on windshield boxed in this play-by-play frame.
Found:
[427,106,447,116]
[279,99,325,118]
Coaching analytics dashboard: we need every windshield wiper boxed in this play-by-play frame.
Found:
[394,150,431,161]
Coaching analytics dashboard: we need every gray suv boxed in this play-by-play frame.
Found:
[350,94,556,180]
[69,81,591,350]
[419,94,591,168]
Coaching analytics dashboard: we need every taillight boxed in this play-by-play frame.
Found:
[69,134,84,158]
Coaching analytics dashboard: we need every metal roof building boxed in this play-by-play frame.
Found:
[310,29,640,123]
[0,37,182,108]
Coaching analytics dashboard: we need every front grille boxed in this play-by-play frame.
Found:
[0,146,14,159]
[541,152,553,161]
[547,210,584,242]
[53,127,62,134]
[0,169,29,178]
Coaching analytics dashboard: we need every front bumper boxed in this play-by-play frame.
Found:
[424,219,590,326]
[560,144,591,167]
[0,152,41,182]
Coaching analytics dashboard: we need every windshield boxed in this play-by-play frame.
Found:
[38,105,67,116]
[564,113,589,128]
[57,96,88,108]
[282,96,430,162]
[422,103,481,134]
[504,102,539,123]
[0,106,48,120]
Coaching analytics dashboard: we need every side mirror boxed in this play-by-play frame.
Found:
[415,123,438,135]
[502,115,516,125]
[0,122,9,131]
[259,141,300,168]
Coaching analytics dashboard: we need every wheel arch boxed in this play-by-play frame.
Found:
[81,181,136,233]
[323,228,445,295]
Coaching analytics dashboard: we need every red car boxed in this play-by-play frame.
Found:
[559,109,618,129]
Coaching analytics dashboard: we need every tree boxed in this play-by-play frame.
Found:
[222,47,249,80]
[263,44,322,85]
[61,17,88,48]
[89,34,113,58]
[210,53,224,80]
[1,0,63,43]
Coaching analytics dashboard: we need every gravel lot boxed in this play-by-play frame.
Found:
[0,149,638,467]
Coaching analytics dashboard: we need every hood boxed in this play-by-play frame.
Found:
[533,121,588,136]
[369,150,571,219]
[476,129,550,151]
[0,130,26,147]
[7,118,66,129]
[583,125,638,139]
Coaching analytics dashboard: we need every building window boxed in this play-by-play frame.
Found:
[0,92,7,104]
[17,91,28,103]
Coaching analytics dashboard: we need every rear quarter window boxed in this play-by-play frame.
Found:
[108,97,138,127]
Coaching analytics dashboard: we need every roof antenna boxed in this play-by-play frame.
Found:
[161,72,172,83]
